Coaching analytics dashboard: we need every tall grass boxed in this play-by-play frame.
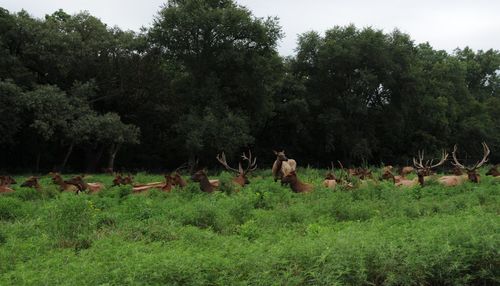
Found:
[0,169,498,285]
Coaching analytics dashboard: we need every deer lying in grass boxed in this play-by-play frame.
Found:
[191,170,219,193]
[486,165,499,177]
[441,143,490,186]
[0,175,16,194]
[113,174,134,186]
[21,176,41,190]
[50,173,80,193]
[216,150,257,187]
[132,175,173,193]
[272,150,296,184]
[281,171,313,193]
[412,149,448,187]
[399,166,415,177]
[323,162,337,189]
[66,176,104,194]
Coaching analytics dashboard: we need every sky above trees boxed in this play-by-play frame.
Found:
[3,0,499,56]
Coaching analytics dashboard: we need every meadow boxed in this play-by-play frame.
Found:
[0,169,499,285]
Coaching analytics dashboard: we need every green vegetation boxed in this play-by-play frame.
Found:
[1,171,498,285]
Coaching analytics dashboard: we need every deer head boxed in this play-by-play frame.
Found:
[325,162,337,180]
[273,150,288,162]
[216,150,257,185]
[413,149,448,186]
[451,143,490,183]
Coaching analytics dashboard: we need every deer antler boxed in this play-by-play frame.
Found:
[414,149,448,170]
[216,152,241,174]
[453,143,490,171]
[241,150,257,175]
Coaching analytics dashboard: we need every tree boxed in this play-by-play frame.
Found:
[149,0,283,159]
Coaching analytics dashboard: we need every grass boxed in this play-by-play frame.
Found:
[0,169,499,285]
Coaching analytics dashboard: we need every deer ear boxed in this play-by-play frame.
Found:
[273,150,278,155]
[281,150,285,153]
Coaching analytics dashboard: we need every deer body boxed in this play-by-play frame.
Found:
[272,151,296,183]
[191,170,218,193]
[281,171,313,193]
[51,174,80,193]
[437,175,468,187]
[21,177,41,190]
[486,166,499,177]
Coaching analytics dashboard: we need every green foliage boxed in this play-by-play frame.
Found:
[1,172,498,284]
[43,194,96,248]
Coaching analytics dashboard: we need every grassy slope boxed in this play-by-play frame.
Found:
[0,169,499,285]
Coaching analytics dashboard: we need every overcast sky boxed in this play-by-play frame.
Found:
[2,0,499,55]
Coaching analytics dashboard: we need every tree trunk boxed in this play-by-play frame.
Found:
[107,143,121,172]
[60,142,75,172]
[85,145,105,173]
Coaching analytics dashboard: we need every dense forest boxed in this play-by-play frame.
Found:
[1,0,499,172]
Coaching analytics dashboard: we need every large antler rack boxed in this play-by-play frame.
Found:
[451,142,490,171]
[240,150,257,175]
[216,152,241,174]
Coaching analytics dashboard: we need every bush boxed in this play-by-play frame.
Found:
[43,194,96,248]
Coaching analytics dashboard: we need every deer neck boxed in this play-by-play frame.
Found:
[199,175,213,192]
[417,173,425,186]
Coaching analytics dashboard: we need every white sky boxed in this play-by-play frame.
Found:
[1,0,499,55]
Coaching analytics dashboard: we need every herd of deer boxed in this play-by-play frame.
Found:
[0,144,499,195]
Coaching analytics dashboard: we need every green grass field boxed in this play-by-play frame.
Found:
[0,169,499,285]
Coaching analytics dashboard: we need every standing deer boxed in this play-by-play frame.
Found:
[272,150,297,184]
[413,150,449,186]
[216,150,257,187]
[448,143,490,184]
[281,171,313,193]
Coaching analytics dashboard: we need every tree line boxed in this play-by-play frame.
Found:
[0,0,499,172]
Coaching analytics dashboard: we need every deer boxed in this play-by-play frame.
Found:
[0,175,16,194]
[272,150,297,185]
[486,165,499,177]
[281,171,313,193]
[21,176,41,190]
[446,143,490,185]
[413,149,449,187]
[191,169,219,193]
[50,173,80,193]
[399,166,415,177]
[216,150,257,187]
[132,175,173,193]
[66,176,104,194]
[323,162,337,189]
[0,176,16,186]
[112,174,134,186]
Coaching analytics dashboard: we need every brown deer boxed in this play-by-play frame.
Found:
[132,175,172,193]
[191,170,219,193]
[66,176,104,194]
[399,166,415,177]
[21,176,41,190]
[281,171,313,193]
[413,150,449,186]
[0,175,16,194]
[50,173,80,193]
[216,150,257,187]
[0,176,16,186]
[486,165,499,177]
[447,143,490,185]
[323,162,337,189]
[272,150,297,184]
[112,174,134,186]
